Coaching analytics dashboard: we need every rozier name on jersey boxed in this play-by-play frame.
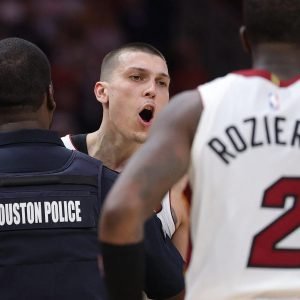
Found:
[208,115,300,164]
[0,200,82,226]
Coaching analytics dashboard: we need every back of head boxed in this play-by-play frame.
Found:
[100,42,166,81]
[244,0,300,44]
[0,37,51,112]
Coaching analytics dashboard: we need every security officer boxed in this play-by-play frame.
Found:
[0,37,113,300]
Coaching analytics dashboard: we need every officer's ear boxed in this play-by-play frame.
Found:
[94,81,109,105]
[47,82,56,111]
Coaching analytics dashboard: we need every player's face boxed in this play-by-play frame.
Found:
[106,51,170,143]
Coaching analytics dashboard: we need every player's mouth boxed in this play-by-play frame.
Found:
[138,104,155,126]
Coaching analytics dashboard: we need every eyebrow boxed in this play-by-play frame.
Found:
[127,67,170,80]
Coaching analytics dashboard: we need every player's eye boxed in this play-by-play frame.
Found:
[158,80,168,87]
[130,75,143,81]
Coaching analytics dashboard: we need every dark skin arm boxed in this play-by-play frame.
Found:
[99,89,202,245]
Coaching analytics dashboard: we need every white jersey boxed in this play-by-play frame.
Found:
[186,70,300,300]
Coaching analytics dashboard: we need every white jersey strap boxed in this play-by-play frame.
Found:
[61,134,76,150]
[157,192,176,238]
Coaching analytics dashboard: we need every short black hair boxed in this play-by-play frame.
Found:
[100,42,167,81]
[0,37,51,111]
[244,0,300,44]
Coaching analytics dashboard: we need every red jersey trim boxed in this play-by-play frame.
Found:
[233,69,300,87]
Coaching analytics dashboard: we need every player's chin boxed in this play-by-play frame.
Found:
[133,131,148,144]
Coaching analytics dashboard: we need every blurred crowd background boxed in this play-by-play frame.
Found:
[0,0,250,135]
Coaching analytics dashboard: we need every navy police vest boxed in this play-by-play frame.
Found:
[0,151,107,300]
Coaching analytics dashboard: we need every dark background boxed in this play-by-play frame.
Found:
[0,0,250,135]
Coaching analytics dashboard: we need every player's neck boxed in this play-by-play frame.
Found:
[252,43,300,80]
[86,129,140,172]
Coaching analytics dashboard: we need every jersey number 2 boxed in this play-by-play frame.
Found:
[248,177,300,268]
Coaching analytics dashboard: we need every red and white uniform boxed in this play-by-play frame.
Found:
[186,70,300,300]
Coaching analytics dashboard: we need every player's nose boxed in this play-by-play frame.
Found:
[143,80,156,99]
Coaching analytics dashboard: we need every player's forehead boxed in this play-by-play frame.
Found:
[115,50,169,77]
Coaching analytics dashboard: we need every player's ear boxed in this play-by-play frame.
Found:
[240,26,252,54]
[94,81,109,104]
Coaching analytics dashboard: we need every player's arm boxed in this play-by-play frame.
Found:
[99,89,202,300]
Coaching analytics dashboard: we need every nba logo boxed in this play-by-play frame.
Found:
[268,92,280,110]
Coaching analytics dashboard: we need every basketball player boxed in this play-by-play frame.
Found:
[0,37,116,300]
[62,43,188,299]
[99,0,300,299]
